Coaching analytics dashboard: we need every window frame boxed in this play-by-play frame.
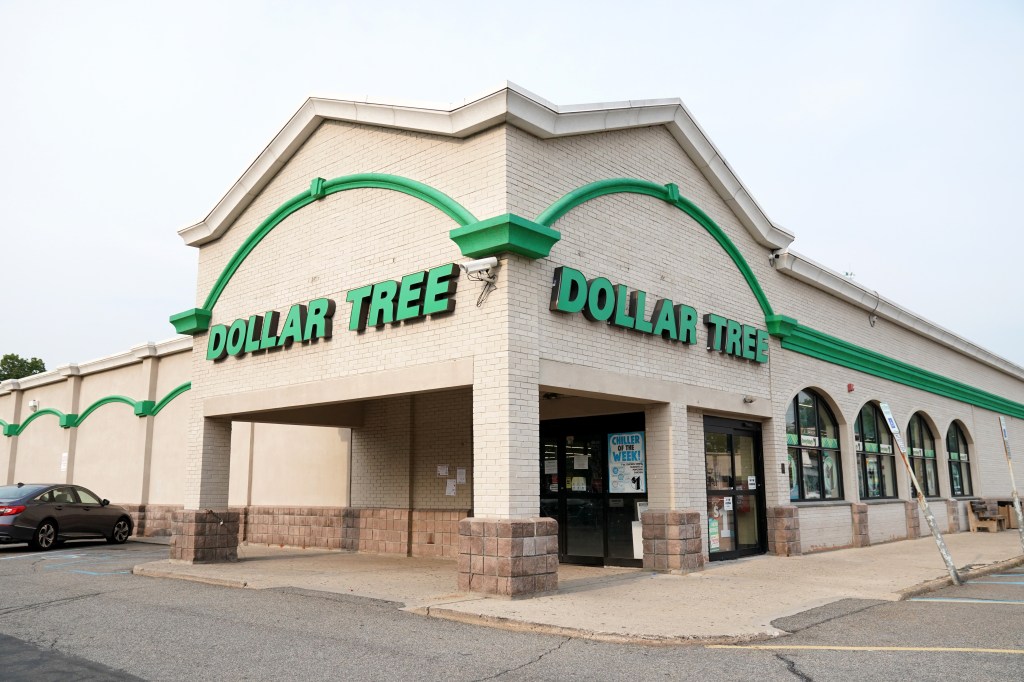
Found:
[854,402,898,500]
[906,413,940,498]
[945,422,974,498]
[786,390,843,502]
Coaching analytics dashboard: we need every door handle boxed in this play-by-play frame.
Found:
[54,506,63,511]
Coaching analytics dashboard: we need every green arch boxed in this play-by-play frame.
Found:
[200,174,477,314]
[9,408,67,436]
[536,178,775,321]
[73,396,139,426]
[1,382,192,437]
[151,381,191,416]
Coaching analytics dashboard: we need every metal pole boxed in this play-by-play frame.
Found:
[998,416,1024,554]
[879,403,961,586]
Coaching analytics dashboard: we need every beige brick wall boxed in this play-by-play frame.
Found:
[799,505,854,552]
[868,502,908,544]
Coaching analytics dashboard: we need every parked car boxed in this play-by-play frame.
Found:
[0,483,133,550]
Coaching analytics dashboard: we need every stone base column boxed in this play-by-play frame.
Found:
[851,503,870,547]
[767,506,801,556]
[946,499,961,533]
[905,501,922,538]
[457,518,557,597]
[170,510,240,563]
[641,509,704,573]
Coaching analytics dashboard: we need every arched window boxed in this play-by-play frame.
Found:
[786,390,842,501]
[907,413,939,497]
[946,422,973,497]
[855,402,897,499]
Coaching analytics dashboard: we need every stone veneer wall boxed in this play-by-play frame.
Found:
[170,509,240,562]
[851,503,870,547]
[640,509,704,572]
[121,504,182,537]
[457,518,558,597]
[767,505,801,556]
[236,506,469,556]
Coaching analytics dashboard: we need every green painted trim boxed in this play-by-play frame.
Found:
[8,408,67,436]
[170,308,212,335]
[766,314,799,338]
[535,179,775,320]
[73,396,138,426]
[150,381,192,417]
[778,321,1024,419]
[449,213,561,259]
[1,382,192,437]
[169,174,480,335]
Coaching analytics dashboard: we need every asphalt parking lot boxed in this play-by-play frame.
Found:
[1,540,1023,681]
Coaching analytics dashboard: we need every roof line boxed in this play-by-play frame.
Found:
[176,83,794,250]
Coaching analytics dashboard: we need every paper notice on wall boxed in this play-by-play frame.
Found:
[544,459,557,474]
[60,452,68,473]
[571,477,587,491]
[747,476,757,489]
[445,479,457,496]
[709,519,720,551]
[437,465,449,477]
[724,496,734,511]
[456,468,466,484]
[573,455,589,470]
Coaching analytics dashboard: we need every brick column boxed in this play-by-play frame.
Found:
[643,403,691,511]
[767,505,801,556]
[905,501,921,539]
[175,413,236,563]
[946,499,961,533]
[851,503,870,547]
[641,509,704,572]
[132,343,159,505]
[170,509,240,562]
[458,518,557,597]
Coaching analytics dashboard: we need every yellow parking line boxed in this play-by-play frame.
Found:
[707,644,1024,655]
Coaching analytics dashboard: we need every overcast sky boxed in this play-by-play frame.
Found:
[1,1,1022,370]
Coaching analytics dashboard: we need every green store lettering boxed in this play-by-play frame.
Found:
[207,298,336,361]
[550,265,768,364]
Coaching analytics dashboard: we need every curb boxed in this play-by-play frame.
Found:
[133,564,249,589]
[414,605,782,647]
[899,554,1024,599]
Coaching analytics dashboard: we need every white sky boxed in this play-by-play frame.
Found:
[1,1,1022,369]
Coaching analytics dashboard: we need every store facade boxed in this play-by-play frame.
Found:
[3,84,1023,598]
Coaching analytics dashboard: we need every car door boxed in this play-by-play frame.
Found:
[51,486,83,536]
[74,487,111,537]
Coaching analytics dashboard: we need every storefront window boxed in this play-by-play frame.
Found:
[907,413,939,498]
[786,390,842,501]
[946,422,973,497]
[855,403,897,499]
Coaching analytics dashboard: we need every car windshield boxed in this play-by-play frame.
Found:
[0,484,48,501]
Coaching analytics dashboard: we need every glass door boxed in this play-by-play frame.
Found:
[704,417,766,561]
[539,413,646,567]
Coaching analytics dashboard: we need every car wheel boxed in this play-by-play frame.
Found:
[30,520,58,551]
[107,517,132,544]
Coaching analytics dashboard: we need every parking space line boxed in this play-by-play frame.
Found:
[69,570,131,576]
[910,597,1024,605]
[970,580,1024,586]
[707,644,1024,655]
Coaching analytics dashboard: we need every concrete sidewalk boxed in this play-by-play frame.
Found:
[133,531,1024,643]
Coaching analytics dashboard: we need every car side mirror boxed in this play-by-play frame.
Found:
[101,499,110,507]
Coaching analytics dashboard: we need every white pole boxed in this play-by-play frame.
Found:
[998,416,1024,554]
[879,403,961,586]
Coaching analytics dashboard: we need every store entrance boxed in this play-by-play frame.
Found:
[704,416,767,561]
[539,413,647,567]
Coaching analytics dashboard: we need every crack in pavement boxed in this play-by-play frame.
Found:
[471,636,572,681]
[0,591,109,618]
[775,652,814,682]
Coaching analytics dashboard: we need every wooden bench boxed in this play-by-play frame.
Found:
[968,500,1006,533]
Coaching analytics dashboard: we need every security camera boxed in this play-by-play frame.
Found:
[460,257,498,275]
